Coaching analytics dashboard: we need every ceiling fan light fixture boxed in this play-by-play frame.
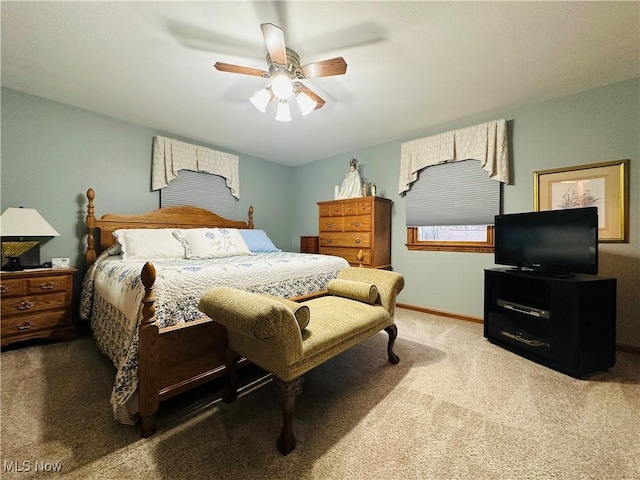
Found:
[271,73,293,100]
[275,100,292,122]
[249,87,273,113]
[295,90,317,116]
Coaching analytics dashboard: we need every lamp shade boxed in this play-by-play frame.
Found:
[0,207,60,237]
[249,88,273,113]
[275,100,292,122]
[295,90,317,116]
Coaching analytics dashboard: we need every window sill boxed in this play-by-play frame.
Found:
[406,226,494,253]
[406,243,494,253]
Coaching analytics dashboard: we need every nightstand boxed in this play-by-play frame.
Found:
[1,267,77,347]
[300,236,319,254]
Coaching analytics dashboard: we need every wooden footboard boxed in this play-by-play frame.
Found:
[85,188,254,437]
[138,262,241,437]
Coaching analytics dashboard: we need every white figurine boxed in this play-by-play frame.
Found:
[337,158,363,199]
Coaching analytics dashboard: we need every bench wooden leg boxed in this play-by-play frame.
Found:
[384,324,400,364]
[223,349,241,403]
[273,376,304,455]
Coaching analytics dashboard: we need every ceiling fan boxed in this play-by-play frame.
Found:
[214,23,347,121]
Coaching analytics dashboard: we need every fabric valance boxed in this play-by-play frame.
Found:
[398,119,509,195]
[151,136,240,199]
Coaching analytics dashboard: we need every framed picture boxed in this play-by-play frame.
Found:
[534,159,629,242]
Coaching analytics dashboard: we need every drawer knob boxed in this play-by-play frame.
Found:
[327,239,333,243]
[354,221,361,227]
[17,322,33,331]
[328,222,334,228]
[355,238,361,244]
[17,301,35,311]
[40,281,56,290]
[0,285,8,293]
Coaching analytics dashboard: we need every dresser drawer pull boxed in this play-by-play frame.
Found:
[327,239,333,244]
[17,301,36,311]
[354,238,361,244]
[17,322,34,331]
[40,281,56,290]
[328,222,334,228]
[353,221,361,227]
[0,285,8,294]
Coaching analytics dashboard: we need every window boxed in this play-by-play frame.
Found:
[405,159,500,253]
[160,169,237,219]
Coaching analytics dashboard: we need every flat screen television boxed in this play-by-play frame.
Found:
[494,207,598,276]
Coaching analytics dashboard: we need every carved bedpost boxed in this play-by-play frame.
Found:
[248,205,254,229]
[138,261,160,438]
[86,188,96,266]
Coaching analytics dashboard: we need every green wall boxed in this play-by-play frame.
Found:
[291,78,639,348]
[0,87,293,270]
[2,79,638,348]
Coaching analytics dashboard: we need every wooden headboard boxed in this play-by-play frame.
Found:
[85,188,254,266]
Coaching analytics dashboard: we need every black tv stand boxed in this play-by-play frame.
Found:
[507,267,574,278]
[484,268,616,378]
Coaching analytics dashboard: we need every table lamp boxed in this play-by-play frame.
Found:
[0,207,60,271]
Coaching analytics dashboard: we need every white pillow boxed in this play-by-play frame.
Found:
[173,228,252,259]
[113,229,186,260]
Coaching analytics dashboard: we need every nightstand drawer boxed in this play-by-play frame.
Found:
[1,292,68,316]
[2,310,70,335]
[0,278,27,297]
[27,275,70,294]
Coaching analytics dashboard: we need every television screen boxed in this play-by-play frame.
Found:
[494,207,598,275]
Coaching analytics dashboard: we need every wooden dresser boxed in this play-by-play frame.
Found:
[317,197,392,268]
[0,268,76,347]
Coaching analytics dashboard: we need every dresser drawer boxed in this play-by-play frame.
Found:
[2,310,70,336]
[26,275,70,294]
[342,200,372,216]
[319,203,344,217]
[320,247,372,266]
[0,278,27,298]
[319,217,345,232]
[320,215,371,232]
[343,215,371,231]
[1,292,68,316]
[320,232,371,248]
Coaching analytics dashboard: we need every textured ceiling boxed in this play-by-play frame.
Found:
[2,1,638,166]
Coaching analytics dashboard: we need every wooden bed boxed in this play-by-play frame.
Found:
[84,188,259,437]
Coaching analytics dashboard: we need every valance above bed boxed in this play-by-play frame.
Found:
[151,136,240,199]
[398,119,509,195]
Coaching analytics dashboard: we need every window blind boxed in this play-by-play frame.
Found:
[405,159,501,227]
[160,169,237,219]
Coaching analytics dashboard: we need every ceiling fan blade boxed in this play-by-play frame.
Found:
[300,57,347,79]
[214,62,268,77]
[295,82,326,110]
[260,23,287,65]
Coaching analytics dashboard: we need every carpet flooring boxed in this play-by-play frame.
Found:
[1,308,639,479]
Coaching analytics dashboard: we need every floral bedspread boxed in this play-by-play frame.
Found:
[80,248,348,424]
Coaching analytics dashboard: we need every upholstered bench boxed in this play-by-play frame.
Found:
[198,267,405,455]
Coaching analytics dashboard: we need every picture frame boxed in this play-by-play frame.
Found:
[534,159,629,242]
